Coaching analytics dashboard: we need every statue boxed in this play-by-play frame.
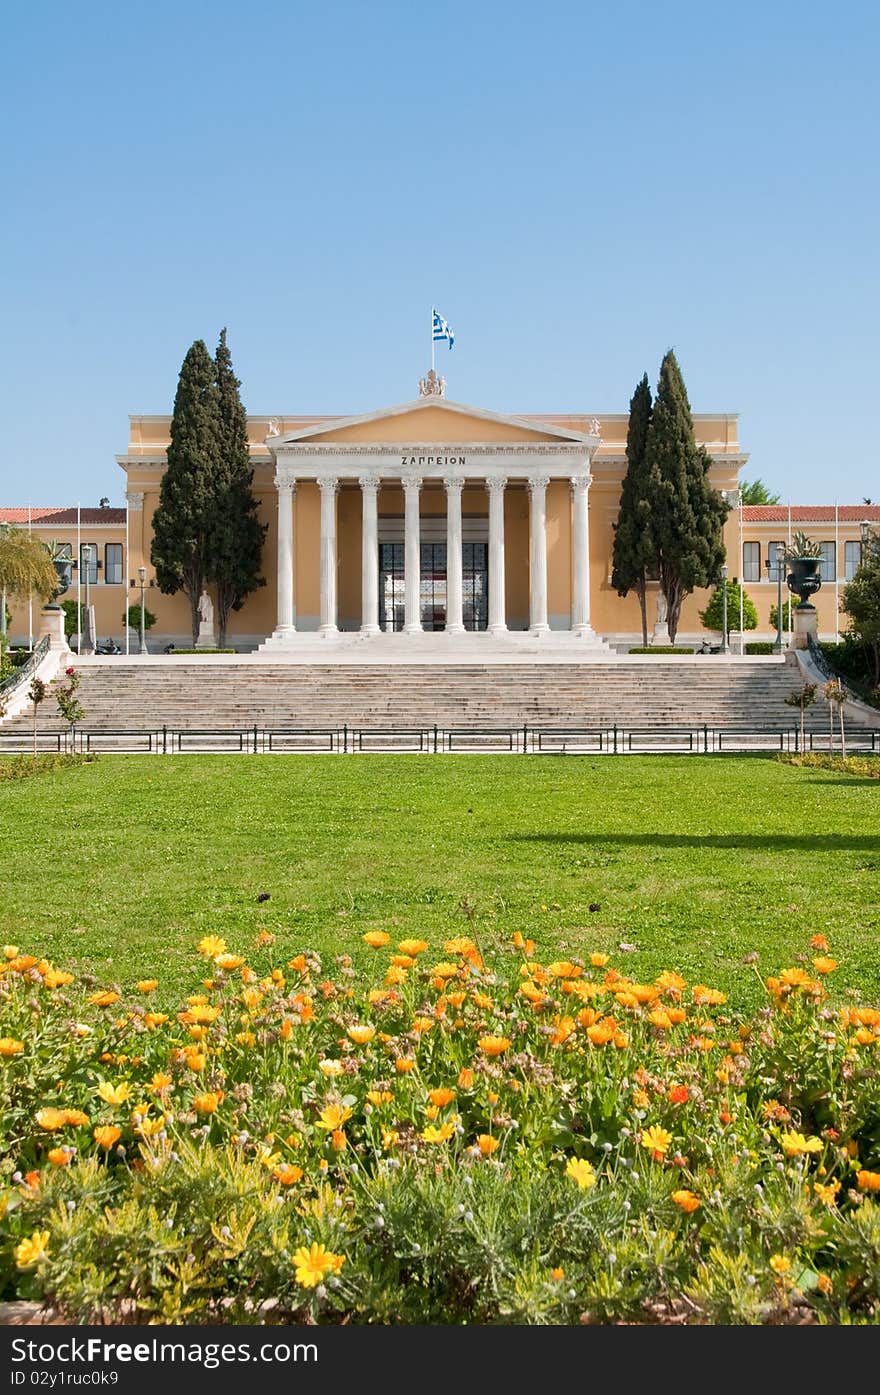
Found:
[589,417,601,437]
[198,590,214,626]
[418,369,446,398]
[652,589,671,645]
[655,591,667,625]
[266,418,281,438]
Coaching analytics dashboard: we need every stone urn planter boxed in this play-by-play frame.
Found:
[786,556,822,609]
[47,558,72,610]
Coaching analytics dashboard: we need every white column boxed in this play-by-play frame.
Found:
[403,475,422,634]
[275,478,296,634]
[444,476,464,634]
[487,476,507,634]
[318,477,339,634]
[528,475,550,634]
[359,476,380,634]
[570,472,593,636]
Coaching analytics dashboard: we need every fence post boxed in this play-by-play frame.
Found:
[343,723,348,755]
[253,724,258,754]
[162,725,167,755]
[613,724,618,755]
[433,723,438,755]
[522,723,528,754]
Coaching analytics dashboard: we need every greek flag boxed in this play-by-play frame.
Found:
[432,307,455,349]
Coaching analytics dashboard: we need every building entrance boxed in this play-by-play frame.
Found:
[378,542,488,632]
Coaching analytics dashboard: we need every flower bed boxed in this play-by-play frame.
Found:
[2,932,880,1324]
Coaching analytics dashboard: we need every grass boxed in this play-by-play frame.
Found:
[1,754,878,1009]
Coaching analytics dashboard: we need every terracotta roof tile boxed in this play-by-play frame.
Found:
[0,507,126,525]
[741,506,880,523]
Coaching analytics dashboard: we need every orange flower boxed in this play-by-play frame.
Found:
[94,1125,122,1149]
[428,1087,456,1108]
[192,1092,222,1114]
[477,1035,510,1057]
[273,1163,303,1186]
[48,1146,75,1166]
[362,931,390,949]
[347,1025,376,1045]
[0,1038,24,1056]
[395,1058,415,1074]
[810,935,830,951]
[667,1084,689,1105]
[87,991,120,1007]
[812,957,837,975]
[476,1134,500,1155]
[330,1128,347,1151]
[457,1067,475,1089]
[136,980,159,993]
[671,1189,700,1213]
[589,953,609,967]
[35,1108,68,1131]
[397,939,429,957]
[857,1170,880,1192]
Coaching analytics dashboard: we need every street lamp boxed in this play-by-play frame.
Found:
[138,566,147,655]
[765,543,785,654]
[81,544,94,655]
[719,564,729,654]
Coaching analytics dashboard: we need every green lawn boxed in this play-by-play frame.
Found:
[1,755,878,1010]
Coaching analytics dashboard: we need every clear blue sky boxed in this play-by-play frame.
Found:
[1,0,877,504]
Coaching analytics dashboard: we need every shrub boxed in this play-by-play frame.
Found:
[746,642,776,654]
[0,755,90,782]
[627,646,695,655]
[124,605,156,632]
[163,647,237,655]
[698,583,758,633]
[1,930,879,1324]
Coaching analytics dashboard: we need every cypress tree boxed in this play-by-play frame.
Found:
[644,350,729,643]
[151,340,220,644]
[208,329,267,647]
[611,373,654,646]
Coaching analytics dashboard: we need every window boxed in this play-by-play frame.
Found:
[79,544,98,584]
[742,542,760,582]
[844,540,862,581]
[105,543,123,584]
[767,542,785,581]
[818,541,836,582]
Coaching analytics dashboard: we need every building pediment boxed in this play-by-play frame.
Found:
[268,397,595,449]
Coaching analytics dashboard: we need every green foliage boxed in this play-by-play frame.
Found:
[124,603,156,631]
[60,600,79,639]
[611,374,653,645]
[785,531,824,561]
[55,667,85,730]
[745,642,776,654]
[627,646,695,654]
[207,329,267,647]
[770,599,795,632]
[164,647,237,654]
[643,351,729,643]
[150,340,221,644]
[699,582,758,632]
[842,527,880,687]
[778,753,880,779]
[0,755,89,782]
[740,478,781,506]
[0,527,58,604]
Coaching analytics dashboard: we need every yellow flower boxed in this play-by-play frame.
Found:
[640,1125,673,1158]
[395,1058,415,1074]
[692,985,727,1006]
[136,980,158,993]
[93,1125,121,1149]
[213,953,244,972]
[87,991,120,1007]
[811,957,837,975]
[149,1072,173,1093]
[367,1089,393,1106]
[565,1157,596,1189]
[769,1254,791,1276]
[15,1232,50,1269]
[362,931,391,948]
[347,1025,376,1045]
[381,1127,399,1149]
[197,935,227,958]
[96,1082,131,1106]
[144,1012,169,1029]
[385,965,408,986]
[430,961,460,981]
[179,1003,222,1025]
[397,938,429,957]
[814,1180,841,1206]
[192,1092,221,1114]
[857,1170,880,1192]
[318,1059,344,1078]
[35,1108,68,1131]
[816,1273,833,1295]
[422,1123,455,1143]
[0,1038,24,1056]
[671,1189,701,1213]
[589,953,610,967]
[779,1130,823,1157]
[293,1242,344,1288]
[317,1104,353,1131]
[444,937,478,957]
[476,1134,500,1156]
[3,945,20,958]
[477,1035,511,1057]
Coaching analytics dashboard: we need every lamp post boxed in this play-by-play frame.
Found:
[81,544,94,655]
[773,543,785,653]
[719,564,729,654]
[138,566,147,655]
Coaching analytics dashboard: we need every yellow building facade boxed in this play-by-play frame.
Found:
[4,390,876,650]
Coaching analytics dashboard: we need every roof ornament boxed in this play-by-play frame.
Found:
[418,368,446,398]
[266,418,281,438]
[589,417,601,437]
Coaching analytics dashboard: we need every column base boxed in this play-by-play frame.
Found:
[445,623,465,636]
[403,625,423,636]
[318,624,339,637]
[529,623,550,636]
[488,623,508,637]
[359,624,381,636]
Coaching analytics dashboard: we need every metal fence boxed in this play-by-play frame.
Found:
[1,722,878,755]
[0,635,50,703]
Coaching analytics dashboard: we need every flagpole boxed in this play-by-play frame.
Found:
[834,500,840,642]
[76,502,81,656]
[431,307,435,375]
[27,501,33,651]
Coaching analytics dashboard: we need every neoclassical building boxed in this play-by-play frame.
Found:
[4,382,876,649]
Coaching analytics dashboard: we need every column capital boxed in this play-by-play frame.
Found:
[527,474,550,494]
[317,476,339,495]
[274,467,297,490]
[358,475,381,491]
[570,473,593,493]
[402,473,423,492]
[126,490,144,511]
[443,475,465,493]
[275,477,297,495]
[486,476,508,493]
